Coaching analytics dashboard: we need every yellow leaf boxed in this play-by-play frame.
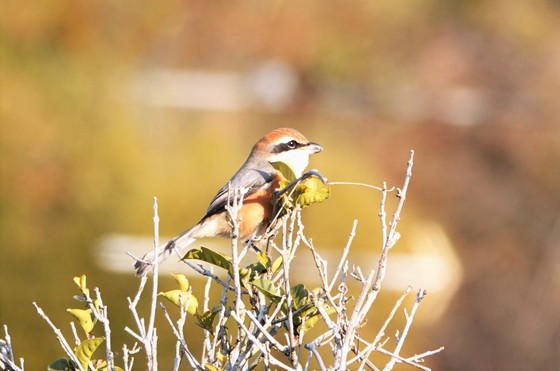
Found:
[67,308,96,334]
[75,337,104,370]
[271,163,330,209]
[271,256,283,274]
[294,175,331,207]
[255,251,271,268]
[158,290,199,315]
[73,275,86,290]
[303,307,337,333]
[96,360,125,371]
[73,274,90,297]
[172,273,190,292]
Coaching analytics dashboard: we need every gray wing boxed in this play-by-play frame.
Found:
[204,165,275,218]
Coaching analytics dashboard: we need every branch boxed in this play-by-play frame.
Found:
[159,303,201,370]
[383,289,427,371]
[33,302,85,371]
[0,325,24,371]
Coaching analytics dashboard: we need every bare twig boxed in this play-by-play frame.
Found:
[225,186,247,317]
[328,220,359,292]
[383,289,427,371]
[147,196,160,340]
[351,287,412,369]
[122,342,140,371]
[230,312,297,371]
[159,303,201,370]
[245,311,287,353]
[201,273,213,365]
[69,321,81,346]
[184,261,238,291]
[374,150,414,292]
[0,325,24,371]
[329,181,396,192]
[92,287,114,370]
[33,302,85,371]
[405,347,446,363]
[375,347,430,371]
[124,197,162,370]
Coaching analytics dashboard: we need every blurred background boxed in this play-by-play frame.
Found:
[1,0,559,370]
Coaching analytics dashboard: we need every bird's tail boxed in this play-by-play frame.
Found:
[134,228,197,276]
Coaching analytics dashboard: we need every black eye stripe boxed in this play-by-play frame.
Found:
[271,140,306,153]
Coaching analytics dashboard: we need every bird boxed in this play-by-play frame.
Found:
[134,128,322,276]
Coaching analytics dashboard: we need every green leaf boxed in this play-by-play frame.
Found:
[158,289,199,315]
[196,305,222,333]
[290,284,310,310]
[243,261,266,276]
[302,307,336,333]
[280,284,311,325]
[47,357,71,371]
[238,267,255,290]
[252,278,282,303]
[75,337,104,370]
[172,273,190,292]
[182,247,233,273]
[67,308,96,335]
[252,252,282,275]
[270,161,297,182]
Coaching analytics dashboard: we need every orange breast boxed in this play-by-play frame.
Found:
[237,171,282,239]
[238,190,272,239]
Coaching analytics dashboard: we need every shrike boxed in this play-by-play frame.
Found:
[134,128,322,276]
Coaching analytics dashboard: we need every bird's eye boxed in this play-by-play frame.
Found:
[287,140,298,149]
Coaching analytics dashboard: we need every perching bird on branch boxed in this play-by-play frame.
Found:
[134,128,322,276]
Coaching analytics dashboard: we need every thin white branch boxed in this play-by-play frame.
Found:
[33,302,85,371]
[376,347,431,371]
[147,196,160,341]
[159,303,201,370]
[245,311,287,353]
[351,287,412,369]
[185,261,237,291]
[230,311,298,371]
[69,321,81,346]
[126,274,148,340]
[383,288,426,371]
[124,327,144,343]
[0,325,24,371]
[225,186,246,318]
[405,346,445,363]
[328,220,358,292]
[201,272,213,365]
[93,287,114,370]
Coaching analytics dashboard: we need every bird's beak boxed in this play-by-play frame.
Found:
[306,142,323,154]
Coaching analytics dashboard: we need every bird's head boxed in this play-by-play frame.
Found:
[254,128,323,177]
